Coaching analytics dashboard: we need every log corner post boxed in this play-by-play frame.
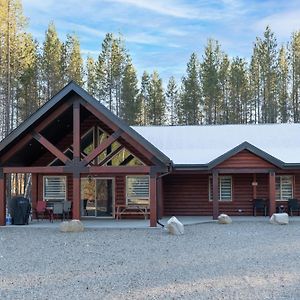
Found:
[149,171,157,227]
[0,170,6,226]
[73,101,80,161]
[212,170,219,220]
[269,171,276,216]
[72,172,81,220]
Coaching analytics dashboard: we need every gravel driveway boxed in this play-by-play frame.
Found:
[1,221,300,300]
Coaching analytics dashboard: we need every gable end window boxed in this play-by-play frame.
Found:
[209,176,232,201]
[126,176,149,206]
[43,176,66,201]
[276,175,293,201]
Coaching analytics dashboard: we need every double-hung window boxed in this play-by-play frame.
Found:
[126,176,149,205]
[276,175,293,201]
[209,176,232,201]
[43,176,66,201]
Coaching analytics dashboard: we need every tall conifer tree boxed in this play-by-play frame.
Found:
[180,53,201,124]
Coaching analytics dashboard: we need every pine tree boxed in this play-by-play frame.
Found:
[41,22,63,101]
[120,62,139,124]
[65,34,83,85]
[147,71,166,125]
[219,54,230,124]
[138,71,150,125]
[249,45,261,123]
[256,26,278,123]
[228,57,250,123]
[166,76,179,125]
[289,31,300,122]
[86,56,97,97]
[16,33,40,123]
[277,46,289,122]
[180,53,201,124]
[0,0,26,136]
[201,39,222,124]
[96,33,128,115]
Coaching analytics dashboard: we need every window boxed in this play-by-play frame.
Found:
[276,175,293,201]
[209,176,232,201]
[43,176,66,201]
[126,176,149,205]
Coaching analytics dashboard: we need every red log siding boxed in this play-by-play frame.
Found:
[217,150,275,168]
[163,173,300,216]
[115,176,125,206]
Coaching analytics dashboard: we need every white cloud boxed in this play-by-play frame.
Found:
[254,9,300,38]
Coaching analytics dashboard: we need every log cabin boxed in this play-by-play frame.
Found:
[0,81,300,227]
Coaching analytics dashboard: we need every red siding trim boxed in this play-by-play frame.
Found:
[217,150,275,169]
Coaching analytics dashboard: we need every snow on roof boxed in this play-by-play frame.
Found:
[132,123,300,165]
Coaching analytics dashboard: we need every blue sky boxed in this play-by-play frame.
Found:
[23,0,300,82]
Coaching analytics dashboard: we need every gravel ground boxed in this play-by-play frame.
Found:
[1,221,300,300]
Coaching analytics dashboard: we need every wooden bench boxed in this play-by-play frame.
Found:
[115,205,150,220]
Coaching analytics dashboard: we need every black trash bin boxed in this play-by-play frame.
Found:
[10,197,31,225]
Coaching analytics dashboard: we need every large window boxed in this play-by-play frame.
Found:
[209,176,232,201]
[126,176,149,205]
[276,175,293,201]
[43,176,66,201]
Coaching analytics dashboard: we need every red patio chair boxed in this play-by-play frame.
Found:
[34,201,53,222]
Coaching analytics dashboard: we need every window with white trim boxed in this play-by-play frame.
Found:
[43,176,66,201]
[276,175,293,201]
[126,176,149,205]
[209,176,232,201]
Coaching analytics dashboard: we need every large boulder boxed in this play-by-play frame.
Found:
[218,214,232,224]
[270,213,289,225]
[166,216,184,235]
[59,219,84,232]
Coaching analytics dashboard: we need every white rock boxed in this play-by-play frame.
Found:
[218,214,232,224]
[59,219,84,232]
[270,213,289,225]
[166,216,184,235]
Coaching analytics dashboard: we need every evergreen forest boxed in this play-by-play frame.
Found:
[1,0,300,140]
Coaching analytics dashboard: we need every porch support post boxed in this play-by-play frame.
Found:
[157,176,163,219]
[252,174,257,199]
[269,171,276,216]
[73,101,81,161]
[0,170,6,226]
[72,172,81,220]
[212,170,219,220]
[150,172,157,227]
[31,173,38,212]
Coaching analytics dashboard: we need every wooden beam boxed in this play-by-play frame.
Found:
[72,173,81,219]
[80,100,119,131]
[98,145,124,166]
[3,167,65,174]
[150,174,157,227]
[120,154,134,166]
[252,174,257,199]
[269,171,276,216]
[32,132,71,164]
[212,170,219,220]
[86,166,151,174]
[157,176,164,219]
[35,101,72,132]
[81,130,122,166]
[73,101,81,160]
[31,173,38,212]
[0,171,6,226]
[1,101,72,164]
[81,100,159,165]
[216,168,276,174]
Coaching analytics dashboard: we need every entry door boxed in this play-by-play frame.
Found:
[95,179,113,217]
[81,178,114,217]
